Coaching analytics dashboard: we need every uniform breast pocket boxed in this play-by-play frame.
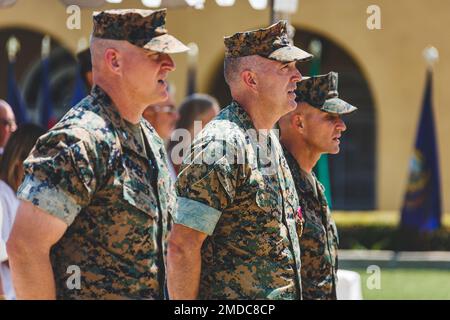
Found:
[254,171,281,208]
[122,167,159,219]
[301,218,327,255]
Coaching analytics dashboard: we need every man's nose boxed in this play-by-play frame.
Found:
[292,67,302,82]
[161,54,176,72]
[337,118,347,132]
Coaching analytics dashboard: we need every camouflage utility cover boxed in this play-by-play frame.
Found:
[295,72,357,115]
[93,8,189,54]
[17,86,176,300]
[283,148,339,300]
[224,21,312,63]
[175,102,303,300]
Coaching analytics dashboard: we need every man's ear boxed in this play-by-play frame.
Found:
[104,48,121,74]
[241,70,257,91]
[293,113,304,131]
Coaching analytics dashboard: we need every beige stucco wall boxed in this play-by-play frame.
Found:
[1,0,448,211]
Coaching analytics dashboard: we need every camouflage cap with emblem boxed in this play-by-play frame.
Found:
[224,20,312,63]
[295,72,357,114]
[92,8,189,54]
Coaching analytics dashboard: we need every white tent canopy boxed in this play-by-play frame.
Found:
[0,0,297,12]
[0,0,16,8]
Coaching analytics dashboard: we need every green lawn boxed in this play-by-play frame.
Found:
[351,268,450,300]
[333,211,450,228]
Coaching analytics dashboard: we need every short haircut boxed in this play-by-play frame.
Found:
[223,56,240,86]
[223,55,259,87]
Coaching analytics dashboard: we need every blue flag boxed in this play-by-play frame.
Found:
[70,66,87,106]
[400,71,442,232]
[39,57,57,130]
[7,61,29,125]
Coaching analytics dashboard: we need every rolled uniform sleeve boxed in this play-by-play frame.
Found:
[175,140,239,235]
[17,128,102,226]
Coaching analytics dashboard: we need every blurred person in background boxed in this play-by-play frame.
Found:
[143,86,179,180]
[168,93,219,174]
[143,85,179,143]
[76,48,94,91]
[0,100,17,158]
[0,123,46,300]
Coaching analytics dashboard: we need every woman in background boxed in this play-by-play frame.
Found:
[168,93,220,175]
[0,123,46,300]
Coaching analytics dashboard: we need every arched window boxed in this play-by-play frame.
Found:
[0,27,78,124]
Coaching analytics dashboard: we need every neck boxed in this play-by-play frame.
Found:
[283,138,321,174]
[235,97,279,131]
[97,80,145,124]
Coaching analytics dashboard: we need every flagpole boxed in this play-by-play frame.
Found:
[40,35,56,129]
[186,42,199,96]
[270,0,298,42]
[42,35,51,59]
[269,0,275,24]
[77,37,88,53]
[7,36,20,63]
[400,45,441,232]
[6,36,30,125]
[423,46,439,72]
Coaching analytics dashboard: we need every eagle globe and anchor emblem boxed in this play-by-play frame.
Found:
[404,149,430,209]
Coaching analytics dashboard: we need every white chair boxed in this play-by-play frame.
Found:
[0,201,7,263]
[336,269,363,300]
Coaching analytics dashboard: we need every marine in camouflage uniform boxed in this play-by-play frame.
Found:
[279,72,357,299]
[168,21,312,300]
[14,9,188,299]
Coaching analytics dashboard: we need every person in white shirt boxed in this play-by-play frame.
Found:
[0,100,17,158]
[0,123,45,300]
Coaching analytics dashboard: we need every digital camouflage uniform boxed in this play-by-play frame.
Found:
[283,72,357,299]
[283,148,339,300]
[173,21,312,300]
[176,102,303,299]
[17,86,175,299]
[16,9,188,300]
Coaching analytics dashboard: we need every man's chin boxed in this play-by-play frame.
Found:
[330,147,340,154]
[147,91,169,106]
[283,101,297,113]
